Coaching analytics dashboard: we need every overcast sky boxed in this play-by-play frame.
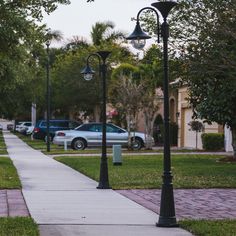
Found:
[43,0,155,48]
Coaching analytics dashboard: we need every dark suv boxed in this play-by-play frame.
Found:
[33,119,81,141]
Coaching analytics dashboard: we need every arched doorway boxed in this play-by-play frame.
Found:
[153,114,163,146]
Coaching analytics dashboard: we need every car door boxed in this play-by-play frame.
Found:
[83,124,102,145]
[105,124,128,146]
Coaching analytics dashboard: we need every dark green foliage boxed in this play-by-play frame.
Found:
[169,0,236,157]
[170,122,178,146]
[154,123,178,146]
[188,121,204,132]
[0,0,70,119]
[201,133,224,151]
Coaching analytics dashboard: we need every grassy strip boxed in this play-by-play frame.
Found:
[55,154,236,189]
[0,131,21,188]
[180,219,236,236]
[0,150,8,155]
[0,217,39,236]
[0,131,7,154]
[0,156,21,188]
[45,148,209,155]
[16,132,216,155]
[14,133,62,151]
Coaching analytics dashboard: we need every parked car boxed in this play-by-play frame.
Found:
[7,124,13,130]
[33,119,81,141]
[18,122,32,134]
[15,121,24,132]
[53,122,154,150]
[26,125,35,135]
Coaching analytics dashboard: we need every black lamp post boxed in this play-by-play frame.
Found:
[81,51,111,189]
[127,1,178,227]
[46,41,51,152]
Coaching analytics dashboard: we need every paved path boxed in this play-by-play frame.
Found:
[117,189,236,220]
[4,132,191,236]
[0,189,29,217]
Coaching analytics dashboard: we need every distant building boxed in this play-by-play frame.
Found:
[170,83,230,150]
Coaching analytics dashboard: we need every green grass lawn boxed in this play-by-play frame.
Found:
[0,217,39,236]
[0,150,8,155]
[179,219,236,236]
[0,156,21,188]
[0,132,20,188]
[55,154,236,189]
[0,132,7,154]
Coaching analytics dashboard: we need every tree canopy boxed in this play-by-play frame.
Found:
[170,0,236,156]
[0,0,71,118]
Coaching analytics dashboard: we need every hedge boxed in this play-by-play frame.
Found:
[201,133,224,151]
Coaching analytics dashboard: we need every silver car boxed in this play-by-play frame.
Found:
[53,123,154,150]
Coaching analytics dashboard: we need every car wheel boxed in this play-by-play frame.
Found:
[131,137,143,151]
[72,138,86,150]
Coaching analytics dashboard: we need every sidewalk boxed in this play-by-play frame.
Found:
[4,132,192,236]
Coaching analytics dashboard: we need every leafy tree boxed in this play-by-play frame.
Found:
[0,0,70,119]
[138,63,162,148]
[110,61,163,149]
[168,0,236,158]
[188,120,205,149]
[110,72,145,148]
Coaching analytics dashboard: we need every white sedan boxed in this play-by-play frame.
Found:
[53,123,154,150]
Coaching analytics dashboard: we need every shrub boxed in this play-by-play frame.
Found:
[201,133,224,151]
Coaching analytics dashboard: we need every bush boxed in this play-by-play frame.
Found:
[201,133,224,151]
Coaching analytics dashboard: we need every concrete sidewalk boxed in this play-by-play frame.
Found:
[4,132,192,236]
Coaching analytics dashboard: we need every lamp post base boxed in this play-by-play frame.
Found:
[97,183,111,189]
[156,217,179,228]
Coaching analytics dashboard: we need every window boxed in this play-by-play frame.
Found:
[106,124,125,133]
[25,123,32,126]
[76,124,102,132]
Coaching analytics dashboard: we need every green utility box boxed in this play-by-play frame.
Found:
[112,145,122,165]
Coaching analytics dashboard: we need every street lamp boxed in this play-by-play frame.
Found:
[127,1,178,227]
[81,51,111,189]
[46,41,51,152]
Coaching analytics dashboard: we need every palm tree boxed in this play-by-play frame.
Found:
[90,21,124,46]
[46,29,64,43]
[64,36,89,51]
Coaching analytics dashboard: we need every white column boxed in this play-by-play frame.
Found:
[224,126,233,152]
[31,103,37,126]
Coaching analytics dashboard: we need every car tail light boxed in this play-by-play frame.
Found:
[57,132,66,137]
[33,128,40,133]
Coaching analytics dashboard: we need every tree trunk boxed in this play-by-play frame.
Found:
[143,109,155,150]
[231,126,236,159]
[93,105,101,122]
[196,131,198,149]
[126,112,132,149]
